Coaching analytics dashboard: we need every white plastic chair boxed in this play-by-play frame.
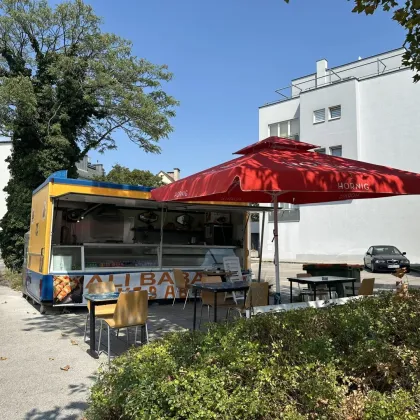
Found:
[223,256,244,303]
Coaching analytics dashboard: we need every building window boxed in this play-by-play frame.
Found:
[313,109,325,124]
[314,148,326,154]
[268,119,300,140]
[330,146,342,157]
[329,105,341,120]
[268,203,300,223]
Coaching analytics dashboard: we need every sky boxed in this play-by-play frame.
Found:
[82,0,405,178]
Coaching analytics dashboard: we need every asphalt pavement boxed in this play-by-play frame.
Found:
[0,286,100,420]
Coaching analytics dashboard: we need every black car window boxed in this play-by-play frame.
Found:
[367,247,373,254]
[373,246,401,255]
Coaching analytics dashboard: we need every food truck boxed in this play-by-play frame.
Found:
[22,171,254,312]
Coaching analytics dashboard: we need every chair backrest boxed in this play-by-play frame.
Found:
[296,273,312,278]
[113,290,148,328]
[358,278,375,296]
[223,256,242,282]
[245,282,269,309]
[201,275,224,306]
[87,281,116,312]
[173,269,186,289]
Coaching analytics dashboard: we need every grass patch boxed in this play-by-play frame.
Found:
[0,268,22,291]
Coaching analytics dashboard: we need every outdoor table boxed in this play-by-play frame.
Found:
[191,281,250,331]
[200,270,233,281]
[287,276,357,303]
[84,291,156,358]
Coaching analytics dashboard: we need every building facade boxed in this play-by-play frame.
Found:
[0,140,12,222]
[259,48,420,263]
[158,168,181,184]
[75,156,105,180]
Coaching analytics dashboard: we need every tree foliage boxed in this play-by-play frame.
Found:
[285,0,420,82]
[96,164,164,188]
[0,0,177,269]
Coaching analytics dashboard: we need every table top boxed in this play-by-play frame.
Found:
[192,281,250,292]
[200,270,233,276]
[287,276,357,284]
[84,292,120,303]
[84,291,156,303]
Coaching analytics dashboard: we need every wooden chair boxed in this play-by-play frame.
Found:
[83,282,116,343]
[358,278,375,296]
[227,282,270,318]
[172,269,190,309]
[198,276,234,328]
[98,290,149,364]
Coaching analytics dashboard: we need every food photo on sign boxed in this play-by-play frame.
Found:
[53,275,84,304]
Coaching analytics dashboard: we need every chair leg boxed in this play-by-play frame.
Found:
[98,320,103,355]
[134,326,138,345]
[126,328,129,347]
[83,313,89,342]
[145,324,149,343]
[172,288,177,306]
[198,304,204,329]
[183,289,189,310]
[207,305,210,323]
[107,325,111,365]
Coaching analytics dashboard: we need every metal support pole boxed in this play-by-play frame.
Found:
[258,211,266,282]
[273,195,281,303]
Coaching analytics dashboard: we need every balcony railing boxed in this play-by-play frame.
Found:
[268,50,405,104]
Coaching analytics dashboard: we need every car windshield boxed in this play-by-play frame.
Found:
[373,246,401,256]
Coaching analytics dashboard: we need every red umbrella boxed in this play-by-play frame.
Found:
[151,137,420,296]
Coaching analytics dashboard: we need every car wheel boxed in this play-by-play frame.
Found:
[364,259,369,269]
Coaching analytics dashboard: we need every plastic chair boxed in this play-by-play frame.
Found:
[227,282,270,318]
[198,276,234,328]
[223,256,244,303]
[358,278,375,296]
[172,269,190,309]
[83,282,116,343]
[98,290,149,364]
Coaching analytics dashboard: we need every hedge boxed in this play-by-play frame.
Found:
[87,292,420,419]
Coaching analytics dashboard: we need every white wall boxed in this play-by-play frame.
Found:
[300,79,360,159]
[258,97,300,140]
[0,142,12,221]
[259,67,420,264]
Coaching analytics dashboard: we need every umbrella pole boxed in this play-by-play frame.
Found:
[273,195,281,303]
[258,211,265,282]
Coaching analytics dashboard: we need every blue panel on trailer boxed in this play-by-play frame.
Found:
[25,271,53,303]
[41,274,53,301]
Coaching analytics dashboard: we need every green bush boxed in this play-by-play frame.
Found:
[87,292,420,420]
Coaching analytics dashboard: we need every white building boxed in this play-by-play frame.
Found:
[259,48,420,264]
[0,140,12,222]
[158,168,181,184]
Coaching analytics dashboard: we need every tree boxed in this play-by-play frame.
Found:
[285,0,420,82]
[97,164,164,188]
[0,0,178,270]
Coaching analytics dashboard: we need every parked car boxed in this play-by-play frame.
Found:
[363,245,410,273]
